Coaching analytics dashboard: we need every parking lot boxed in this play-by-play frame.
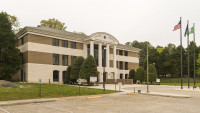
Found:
[1,84,200,113]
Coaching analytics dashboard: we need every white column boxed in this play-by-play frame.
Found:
[113,45,116,68]
[106,43,109,67]
[83,43,87,58]
[90,40,94,57]
[98,42,102,67]
[59,71,62,84]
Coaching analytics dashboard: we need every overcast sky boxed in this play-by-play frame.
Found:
[1,0,200,48]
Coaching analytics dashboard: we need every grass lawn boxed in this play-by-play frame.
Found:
[160,83,200,87]
[0,83,117,101]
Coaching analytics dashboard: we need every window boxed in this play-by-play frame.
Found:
[94,45,98,66]
[53,39,59,46]
[53,71,59,82]
[116,49,118,55]
[125,51,128,56]
[63,71,66,81]
[53,54,59,65]
[120,61,123,70]
[125,62,128,70]
[120,74,123,79]
[71,56,76,65]
[125,74,128,79]
[119,50,123,55]
[62,40,68,47]
[62,55,68,66]
[21,37,24,45]
[71,42,76,49]
[102,46,106,67]
[21,53,23,64]
[116,61,118,68]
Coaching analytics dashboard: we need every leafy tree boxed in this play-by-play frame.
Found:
[74,31,86,35]
[40,18,67,30]
[0,12,22,81]
[79,55,98,84]
[135,67,145,83]
[148,64,157,84]
[3,12,20,28]
[128,69,135,83]
[64,65,72,83]
[70,56,85,80]
[196,53,200,76]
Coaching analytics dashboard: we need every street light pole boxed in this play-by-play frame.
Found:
[147,45,149,93]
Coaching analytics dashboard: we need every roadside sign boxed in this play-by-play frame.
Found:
[156,79,160,83]
[78,78,81,84]
[39,78,41,84]
[118,82,122,86]
[90,76,97,82]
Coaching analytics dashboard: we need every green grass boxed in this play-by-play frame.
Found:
[0,83,117,101]
[160,78,200,83]
[160,83,200,86]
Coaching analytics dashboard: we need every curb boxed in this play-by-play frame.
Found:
[127,93,138,95]
[86,96,102,99]
[139,92,191,98]
[0,98,60,106]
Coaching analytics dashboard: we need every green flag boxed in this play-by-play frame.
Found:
[186,26,194,35]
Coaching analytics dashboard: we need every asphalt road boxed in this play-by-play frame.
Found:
[0,84,200,113]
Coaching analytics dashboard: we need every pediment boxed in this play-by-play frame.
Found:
[85,32,119,44]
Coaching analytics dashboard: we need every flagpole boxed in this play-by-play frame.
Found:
[187,20,190,89]
[193,23,196,87]
[180,17,183,89]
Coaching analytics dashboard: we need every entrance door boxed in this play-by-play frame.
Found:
[21,70,23,81]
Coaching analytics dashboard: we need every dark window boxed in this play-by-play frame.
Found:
[87,45,90,56]
[63,71,66,81]
[94,45,98,66]
[53,54,59,65]
[120,74,123,79]
[21,37,24,45]
[116,49,118,55]
[53,71,59,82]
[125,51,128,56]
[102,46,106,67]
[116,61,118,68]
[21,53,23,64]
[62,40,68,47]
[125,62,128,70]
[71,42,76,49]
[53,39,59,46]
[119,50,123,55]
[120,61,123,70]
[125,74,128,79]
[62,55,68,66]
[21,70,23,81]
[71,56,76,65]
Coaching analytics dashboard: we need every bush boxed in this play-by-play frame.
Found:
[129,69,135,83]
[64,65,72,83]
[135,67,145,84]
[70,56,85,82]
[79,55,98,84]
[148,64,157,84]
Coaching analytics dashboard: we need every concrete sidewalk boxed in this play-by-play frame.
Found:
[0,98,60,106]
[139,92,191,98]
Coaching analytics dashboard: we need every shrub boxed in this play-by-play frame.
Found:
[128,69,135,83]
[64,65,72,83]
[135,67,145,84]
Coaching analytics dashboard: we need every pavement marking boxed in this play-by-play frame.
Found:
[0,107,10,113]
[86,96,101,99]
[37,103,73,113]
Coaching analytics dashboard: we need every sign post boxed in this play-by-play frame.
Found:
[118,82,122,91]
[115,78,117,92]
[156,78,160,85]
[78,78,81,95]
[39,78,41,98]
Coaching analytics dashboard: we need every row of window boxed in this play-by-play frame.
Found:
[116,61,128,70]
[53,39,76,49]
[53,54,76,65]
[118,50,128,56]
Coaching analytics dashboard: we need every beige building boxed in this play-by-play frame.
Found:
[13,26,140,84]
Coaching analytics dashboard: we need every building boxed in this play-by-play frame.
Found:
[13,26,140,84]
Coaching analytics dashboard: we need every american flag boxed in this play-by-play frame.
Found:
[173,20,181,31]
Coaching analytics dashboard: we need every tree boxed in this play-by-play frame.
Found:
[128,69,135,83]
[135,67,145,84]
[148,64,157,84]
[0,12,22,81]
[196,53,200,76]
[40,18,67,30]
[79,55,98,84]
[74,31,86,35]
[64,65,72,83]
[70,56,85,81]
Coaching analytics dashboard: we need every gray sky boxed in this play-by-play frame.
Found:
[1,0,200,48]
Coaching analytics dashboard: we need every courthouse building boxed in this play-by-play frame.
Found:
[13,26,140,84]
